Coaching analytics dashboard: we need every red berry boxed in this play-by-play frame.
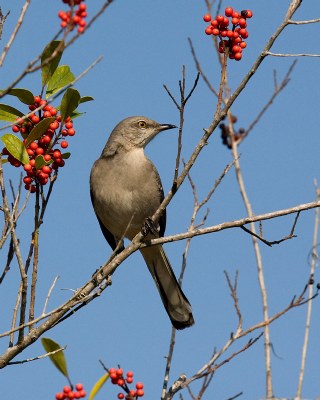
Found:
[240,41,247,48]
[78,19,86,27]
[241,9,253,18]
[126,377,133,384]
[225,7,233,17]
[34,95,41,104]
[129,390,136,397]
[118,394,124,400]
[232,11,240,18]
[136,389,144,397]
[42,165,52,174]
[231,17,239,25]
[117,379,125,386]
[12,125,20,133]
[67,128,75,136]
[23,176,32,184]
[29,142,38,150]
[53,149,61,158]
[17,117,25,125]
[205,26,213,35]
[29,159,36,167]
[65,121,73,129]
[136,382,144,389]
[60,141,68,149]
[222,17,229,26]
[234,52,242,61]
[239,28,248,38]
[232,45,241,53]
[216,15,224,23]
[239,17,247,27]
[126,371,134,377]
[43,111,51,118]
[212,28,220,36]
[55,393,65,400]
[203,14,211,22]
[50,107,57,116]
[50,121,59,130]
[226,30,234,38]
[24,164,32,171]
[63,386,71,394]
[75,384,83,391]
[78,390,86,398]
[44,154,52,161]
[35,147,44,155]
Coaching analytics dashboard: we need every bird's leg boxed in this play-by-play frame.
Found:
[141,217,159,237]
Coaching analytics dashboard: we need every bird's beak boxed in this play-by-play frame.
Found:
[160,123,177,131]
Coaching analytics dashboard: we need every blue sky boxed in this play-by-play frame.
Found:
[1,1,320,399]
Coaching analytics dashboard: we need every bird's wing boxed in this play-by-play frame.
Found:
[90,189,123,252]
[154,167,166,238]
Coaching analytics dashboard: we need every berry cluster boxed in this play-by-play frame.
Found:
[203,6,253,60]
[1,95,76,193]
[55,384,86,400]
[58,1,87,34]
[219,115,245,148]
[109,368,144,400]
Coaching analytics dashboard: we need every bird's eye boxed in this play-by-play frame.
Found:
[138,120,147,129]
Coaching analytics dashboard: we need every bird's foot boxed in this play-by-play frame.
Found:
[141,217,159,237]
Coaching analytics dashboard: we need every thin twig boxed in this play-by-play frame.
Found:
[7,346,66,365]
[42,276,60,315]
[0,8,10,41]
[240,210,300,247]
[146,201,320,247]
[266,52,320,57]
[0,1,30,67]
[296,185,320,399]
[244,60,297,138]
[288,18,320,24]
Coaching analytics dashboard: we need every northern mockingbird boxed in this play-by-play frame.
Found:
[90,116,194,329]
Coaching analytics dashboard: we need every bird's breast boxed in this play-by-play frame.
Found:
[90,149,163,239]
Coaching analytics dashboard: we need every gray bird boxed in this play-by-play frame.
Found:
[90,116,194,329]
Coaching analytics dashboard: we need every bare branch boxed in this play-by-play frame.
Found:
[0,1,30,66]
[266,52,320,57]
[147,201,320,247]
[7,346,66,365]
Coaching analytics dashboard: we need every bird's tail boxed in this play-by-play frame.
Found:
[140,245,194,330]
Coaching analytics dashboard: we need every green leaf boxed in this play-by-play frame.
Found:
[1,133,29,164]
[46,65,75,97]
[0,104,24,122]
[89,373,109,400]
[61,152,71,159]
[41,40,64,87]
[70,110,84,119]
[80,96,94,104]
[60,88,81,121]
[41,338,69,378]
[1,88,35,105]
[35,155,51,169]
[25,117,56,147]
